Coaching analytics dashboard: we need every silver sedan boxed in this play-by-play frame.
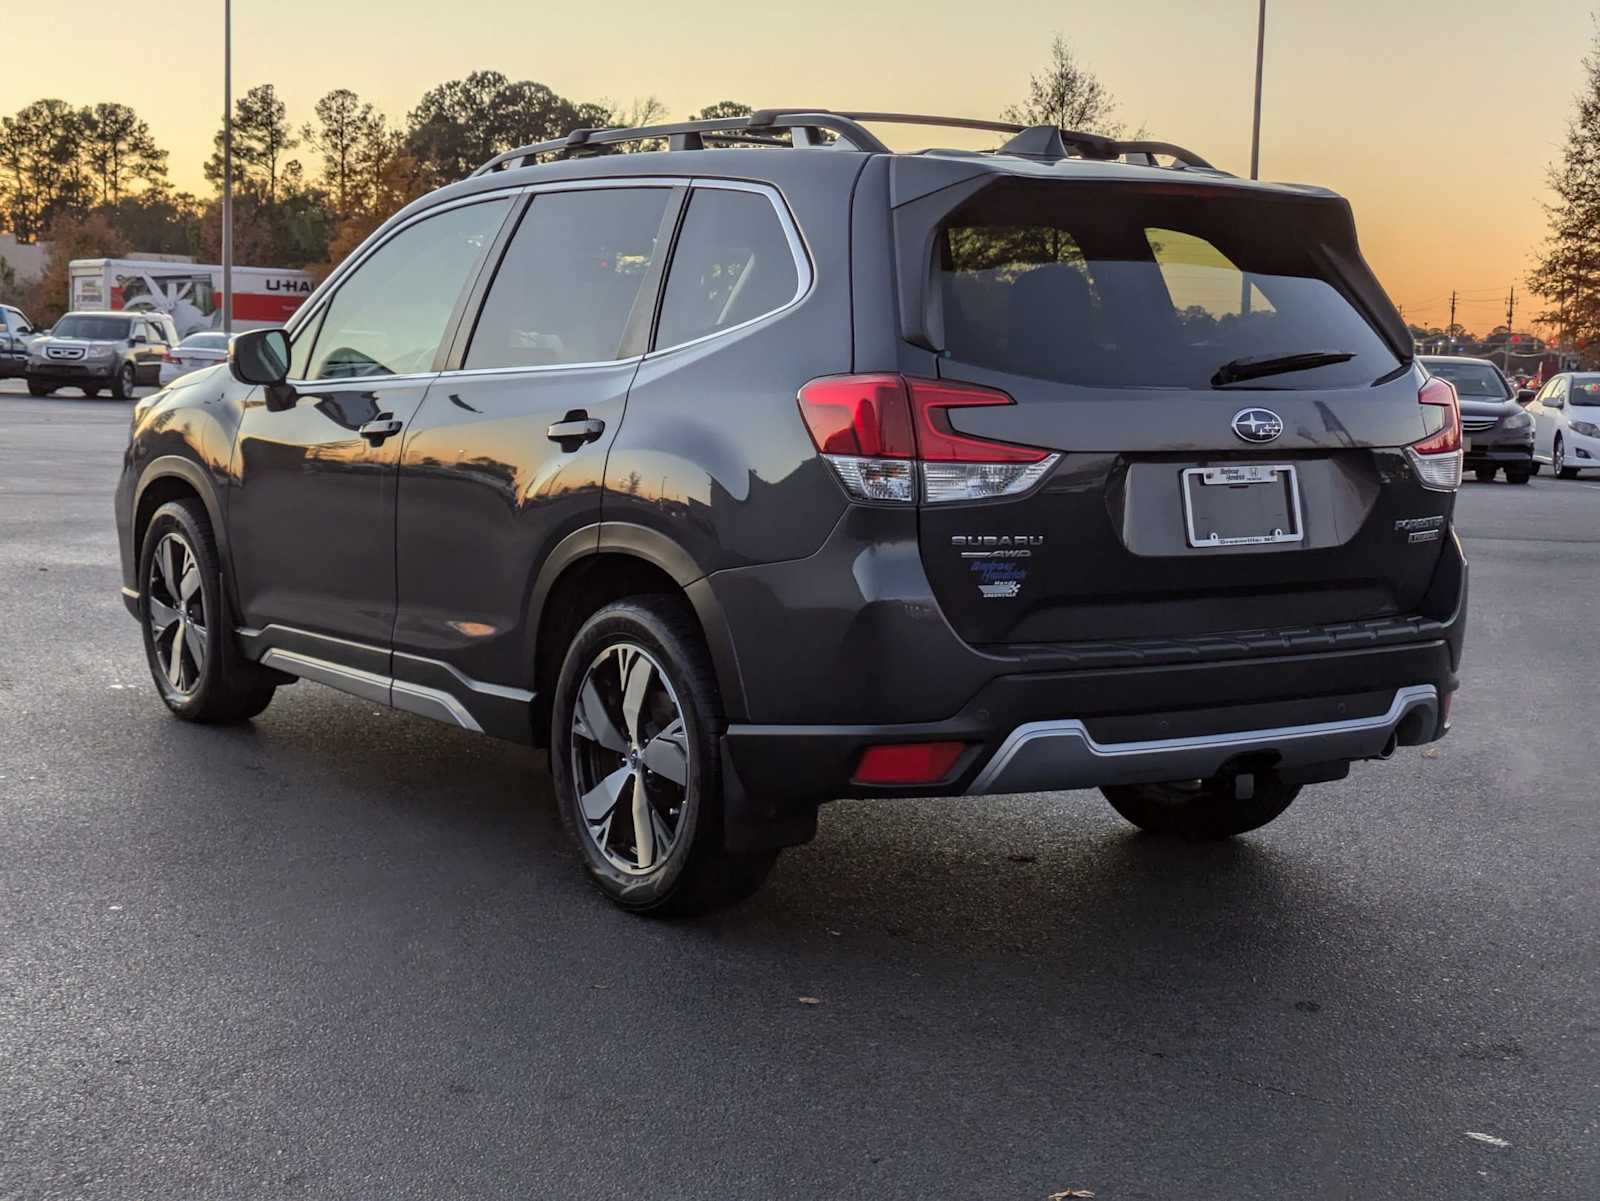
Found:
[157,331,231,386]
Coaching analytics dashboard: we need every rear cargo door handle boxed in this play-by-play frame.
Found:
[546,415,606,445]
[358,415,404,445]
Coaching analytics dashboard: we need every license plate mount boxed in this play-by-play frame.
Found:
[1181,464,1305,548]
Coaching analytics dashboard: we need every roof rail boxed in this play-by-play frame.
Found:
[470,108,1216,176]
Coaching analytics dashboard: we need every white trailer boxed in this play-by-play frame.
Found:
[68,258,315,337]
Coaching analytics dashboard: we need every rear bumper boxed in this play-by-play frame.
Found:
[714,515,1467,849]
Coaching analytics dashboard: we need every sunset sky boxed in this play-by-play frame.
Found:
[6,1,1595,334]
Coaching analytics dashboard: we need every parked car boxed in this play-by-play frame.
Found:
[158,330,232,386]
[1528,372,1600,478]
[27,310,178,398]
[0,303,39,378]
[114,108,1466,914]
[1417,355,1535,483]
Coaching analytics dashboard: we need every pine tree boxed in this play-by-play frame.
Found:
[1529,18,1600,366]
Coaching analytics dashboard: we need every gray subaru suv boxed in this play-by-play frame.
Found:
[114,109,1466,913]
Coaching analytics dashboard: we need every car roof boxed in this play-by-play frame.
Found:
[1419,355,1501,367]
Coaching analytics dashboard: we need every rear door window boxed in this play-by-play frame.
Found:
[934,180,1400,391]
[655,188,801,350]
[465,187,671,370]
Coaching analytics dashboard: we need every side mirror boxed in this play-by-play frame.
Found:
[1517,389,1536,405]
[230,327,290,387]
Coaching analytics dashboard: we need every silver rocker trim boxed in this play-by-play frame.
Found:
[968,684,1439,796]
[260,648,484,733]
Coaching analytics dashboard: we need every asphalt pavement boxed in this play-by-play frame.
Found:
[1,380,1596,1200]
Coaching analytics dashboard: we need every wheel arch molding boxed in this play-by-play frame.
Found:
[132,456,231,582]
[528,522,749,733]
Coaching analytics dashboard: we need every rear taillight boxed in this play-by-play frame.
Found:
[797,375,1059,505]
[1408,376,1463,491]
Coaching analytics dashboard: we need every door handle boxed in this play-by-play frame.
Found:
[546,416,606,444]
[358,415,405,444]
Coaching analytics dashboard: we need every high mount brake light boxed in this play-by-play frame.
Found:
[797,375,1059,504]
[1409,376,1464,491]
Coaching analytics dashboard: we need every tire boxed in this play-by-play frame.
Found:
[1554,436,1580,479]
[27,379,51,397]
[550,596,778,915]
[1504,467,1532,485]
[1473,465,1498,483]
[1101,775,1301,840]
[110,362,136,400]
[137,499,276,723]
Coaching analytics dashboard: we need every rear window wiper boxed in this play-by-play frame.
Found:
[1211,350,1356,387]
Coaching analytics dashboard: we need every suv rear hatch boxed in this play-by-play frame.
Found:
[889,168,1456,646]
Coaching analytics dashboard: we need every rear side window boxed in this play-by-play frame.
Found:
[655,188,800,350]
[935,180,1400,391]
[307,198,510,380]
[466,187,670,369]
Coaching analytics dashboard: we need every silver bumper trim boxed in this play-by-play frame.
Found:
[968,685,1439,796]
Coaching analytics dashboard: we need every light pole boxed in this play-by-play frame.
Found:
[222,0,233,336]
[1250,0,1266,180]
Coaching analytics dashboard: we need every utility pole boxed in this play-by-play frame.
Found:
[1448,290,1457,353]
[1505,286,1515,373]
[1250,0,1266,180]
[222,0,233,336]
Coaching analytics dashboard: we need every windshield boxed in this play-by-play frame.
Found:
[53,315,132,341]
[180,332,229,350]
[1422,360,1511,399]
[933,181,1401,390]
[1569,376,1600,406]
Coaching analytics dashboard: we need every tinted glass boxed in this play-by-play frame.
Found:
[935,181,1400,390]
[655,188,800,350]
[466,188,669,369]
[1569,375,1600,406]
[1422,360,1510,399]
[308,198,509,380]
[54,315,133,340]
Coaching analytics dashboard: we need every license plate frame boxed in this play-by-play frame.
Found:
[1181,463,1305,549]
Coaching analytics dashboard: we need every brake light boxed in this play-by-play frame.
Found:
[1408,376,1463,491]
[797,375,1059,504]
[852,741,967,785]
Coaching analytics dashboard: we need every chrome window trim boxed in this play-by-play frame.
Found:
[643,178,815,360]
[285,177,687,389]
[436,355,645,382]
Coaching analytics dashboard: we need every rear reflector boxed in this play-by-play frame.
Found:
[1408,376,1463,491]
[852,741,967,785]
[797,375,1058,505]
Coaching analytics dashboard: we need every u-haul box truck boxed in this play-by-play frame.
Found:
[68,258,314,337]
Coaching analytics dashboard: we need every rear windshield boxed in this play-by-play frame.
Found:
[1570,376,1600,406]
[1422,360,1510,399]
[180,332,229,350]
[934,181,1400,390]
[53,315,132,340]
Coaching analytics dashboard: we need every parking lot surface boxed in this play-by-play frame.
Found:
[2,381,1596,1200]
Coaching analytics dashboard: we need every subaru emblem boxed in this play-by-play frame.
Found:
[1231,408,1284,444]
